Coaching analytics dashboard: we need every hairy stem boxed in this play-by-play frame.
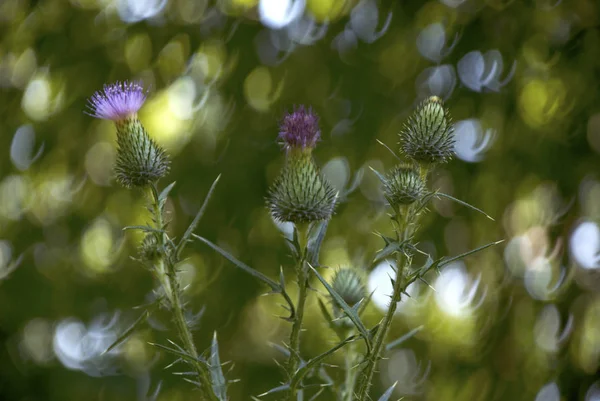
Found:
[150,183,219,401]
[356,207,414,400]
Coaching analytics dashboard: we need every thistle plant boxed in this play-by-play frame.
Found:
[86,81,226,401]
[197,98,499,401]
[87,84,499,401]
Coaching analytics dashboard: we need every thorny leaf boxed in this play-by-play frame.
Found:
[176,174,221,259]
[308,263,372,352]
[209,332,228,400]
[194,235,295,321]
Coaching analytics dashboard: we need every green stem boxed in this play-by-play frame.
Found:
[287,258,308,399]
[150,183,219,401]
[287,223,310,400]
[343,341,358,401]
[356,207,414,400]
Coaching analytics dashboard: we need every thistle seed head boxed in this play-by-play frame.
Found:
[383,165,426,206]
[400,96,455,165]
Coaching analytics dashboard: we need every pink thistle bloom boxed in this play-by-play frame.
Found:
[86,81,147,121]
[278,105,321,150]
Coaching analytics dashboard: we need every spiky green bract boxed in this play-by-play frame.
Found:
[267,149,337,224]
[330,267,366,328]
[383,165,426,206]
[138,234,160,262]
[114,118,170,188]
[400,96,455,165]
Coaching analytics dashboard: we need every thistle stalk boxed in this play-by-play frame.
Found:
[356,204,415,400]
[287,225,310,400]
[149,183,219,401]
[343,341,359,401]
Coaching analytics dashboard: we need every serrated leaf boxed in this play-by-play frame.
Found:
[307,264,371,352]
[373,240,407,265]
[102,308,152,355]
[0,253,23,281]
[209,332,227,400]
[369,166,388,184]
[376,139,402,161]
[176,174,221,259]
[317,298,340,335]
[159,181,177,204]
[411,240,503,283]
[194,235,280,290]
[195,235,296,321]
[434,192,494,221]
[122,225,164,233]
[308,388,326,401]
[257,384,290,397]
[290,335,358,391]
[386,325,424,351]
[377,381,398,401]
[358,290,375,316]
[269,341,291,358]
[148,342,209,370]
[306,217,330,266]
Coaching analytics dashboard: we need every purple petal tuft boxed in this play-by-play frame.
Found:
[86,81,147,121]
[278,105,321,150]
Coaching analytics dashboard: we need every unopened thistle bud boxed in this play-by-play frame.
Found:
[400,96,455,165]
[87,81,170,188]
[383,165,426,206]
[267,106,337,224]
[138,234,161,262]
[330,267,367,326]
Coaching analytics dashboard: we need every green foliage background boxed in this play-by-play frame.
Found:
[1,0,600,400]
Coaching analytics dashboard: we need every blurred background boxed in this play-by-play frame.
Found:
[1,0,600,400]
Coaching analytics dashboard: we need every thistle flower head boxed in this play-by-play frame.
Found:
[87,81,147,121]
[266,151,337,224]
[383,165,426,206]
[400,96,455,165]
[114,119,170,188]
[278,105,321,150]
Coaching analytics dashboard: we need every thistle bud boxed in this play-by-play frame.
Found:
[138,234,161,262]
[330,267,367,326]
[86,81,170,188]
[400,96,455,165]
[383,165,426,206]
[266,106,337,224]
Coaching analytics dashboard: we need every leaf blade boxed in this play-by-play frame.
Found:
[177,174,221,258]
[307,263,372,351]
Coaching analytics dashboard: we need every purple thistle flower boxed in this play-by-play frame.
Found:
[278,105,321,150]
[86,81,147,121]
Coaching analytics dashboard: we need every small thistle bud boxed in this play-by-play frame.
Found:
[383,165,426,206]
[86,81,170,188]
[330,267,367,326]
[267,106,336,224]
[400,96,455,164]
[138,234,161,262]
